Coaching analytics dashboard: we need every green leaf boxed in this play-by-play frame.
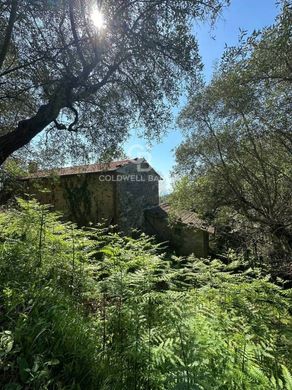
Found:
[282,365,292,390]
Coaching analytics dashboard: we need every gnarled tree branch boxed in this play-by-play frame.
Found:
[0,0,18,69]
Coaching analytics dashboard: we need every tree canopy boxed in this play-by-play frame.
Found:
[0,0,228,166]
[172,3,292,272]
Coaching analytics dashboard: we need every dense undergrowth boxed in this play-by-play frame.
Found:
[0,199,292,389]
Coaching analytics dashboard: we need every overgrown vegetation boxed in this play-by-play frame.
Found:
[0,199,291,389]
[0,0,229,165]
[172,3,292,275]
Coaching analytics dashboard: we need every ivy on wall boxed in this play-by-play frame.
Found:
[63,176,93,226]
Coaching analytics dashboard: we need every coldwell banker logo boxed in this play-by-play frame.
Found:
[99,145,160,182]
[126,144,171,194]
[98,144,159,182]
[97,143,171,192]
[128,144,153,173]
[99,174,159,182]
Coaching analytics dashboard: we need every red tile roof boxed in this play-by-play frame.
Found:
[23,158,139,179]
[145,203,215,234]
[23,158,162,179]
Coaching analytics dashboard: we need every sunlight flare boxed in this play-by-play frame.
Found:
[91,8,106,30]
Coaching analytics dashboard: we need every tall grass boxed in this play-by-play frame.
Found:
[0,199,291,389]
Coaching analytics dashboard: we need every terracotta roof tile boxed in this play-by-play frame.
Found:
[145,203,214,234]
[23,159,138,179]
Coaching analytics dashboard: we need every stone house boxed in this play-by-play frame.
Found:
[23,158,213,257]
[23,158,160,233]
[144,203,214,258]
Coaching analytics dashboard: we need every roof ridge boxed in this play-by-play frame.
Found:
[146,204,214,234]
[22,158,161,179]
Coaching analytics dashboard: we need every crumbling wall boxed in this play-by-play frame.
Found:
[115,164,160,233]
[144,211,209,257]
[24,173,115,226]
[23,162,161,232]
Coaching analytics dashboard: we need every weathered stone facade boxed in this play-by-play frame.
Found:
[115,163,159,232]
[23,159,160,233]
[144,204,213,258]
[22,159,213,257]
[27,173,115,227]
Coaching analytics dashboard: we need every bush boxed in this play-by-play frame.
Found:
[0,199,291,389]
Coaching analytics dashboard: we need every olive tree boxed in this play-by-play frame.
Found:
[174,3,292,271]
[0,0,227,165]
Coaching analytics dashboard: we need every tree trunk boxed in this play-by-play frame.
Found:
[272,224,292,251]
[0,0,19,70]
[0,97,66,165]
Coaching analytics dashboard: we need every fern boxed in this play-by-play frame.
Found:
[282,365,292,390]
[0,199,291,389]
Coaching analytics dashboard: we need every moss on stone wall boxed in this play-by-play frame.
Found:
[63,176,92,226]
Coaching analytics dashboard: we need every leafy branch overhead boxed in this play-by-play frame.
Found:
[0,0,229,164]
[173,3,292,271]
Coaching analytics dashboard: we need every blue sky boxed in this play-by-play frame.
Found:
[124,0,280,194]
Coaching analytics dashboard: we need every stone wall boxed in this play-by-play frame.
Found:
[24,173,115,227]
[115,164,160,233]
[23,166,208,256]
[24,162,160,232]
[144,211,209,257]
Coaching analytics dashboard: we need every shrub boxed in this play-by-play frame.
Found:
[0,199,291,389]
